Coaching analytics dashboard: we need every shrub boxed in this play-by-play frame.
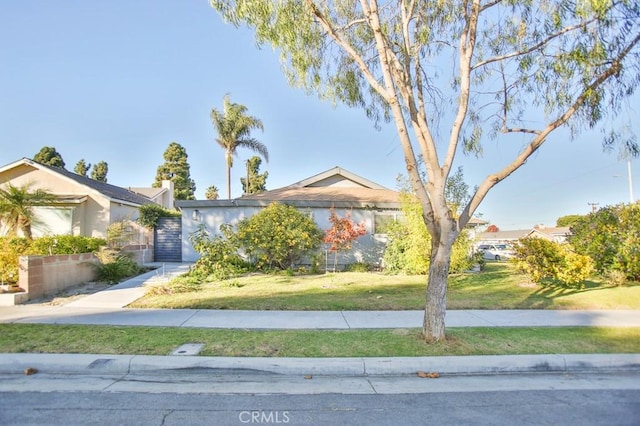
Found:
[0,235,106,284]
[29,235,105,255]
[449,231,475,273]
[382,193,474,275]
[137,204,181,229]
[512,237,593,288]
[569,202,640,281]
[235,203,323,270]
[106,220,136,248]
[0,237,32,284]
[343,262,373,272]
[93,248,145,283]
[188,224,250,280]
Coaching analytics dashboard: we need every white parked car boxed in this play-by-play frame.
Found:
[478,244,514,261]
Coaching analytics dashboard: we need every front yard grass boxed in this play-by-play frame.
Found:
[1,324,638,357]
[129,262,640,310]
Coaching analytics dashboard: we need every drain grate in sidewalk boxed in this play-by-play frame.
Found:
[171,343,205,356]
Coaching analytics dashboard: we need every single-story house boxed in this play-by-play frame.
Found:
[0,157,171,241]
[525,225,571,243]
[478,225,571,247]
[176,166,487,266]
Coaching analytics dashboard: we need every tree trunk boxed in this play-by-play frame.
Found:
[226,164,232,200]
[19,216,33,240]
[422,238,454,342]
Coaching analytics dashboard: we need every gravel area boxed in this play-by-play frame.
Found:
[25,281,114,306]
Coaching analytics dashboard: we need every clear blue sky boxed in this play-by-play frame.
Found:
[1,0,638,230]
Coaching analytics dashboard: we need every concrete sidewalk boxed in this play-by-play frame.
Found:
[0,260,638,329]
[1,262,639,378]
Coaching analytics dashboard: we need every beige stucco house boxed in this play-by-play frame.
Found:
[0,158,166,240]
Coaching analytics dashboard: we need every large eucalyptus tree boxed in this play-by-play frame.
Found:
[210,0,640,341]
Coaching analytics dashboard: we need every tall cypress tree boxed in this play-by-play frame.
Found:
[153,142,196,200]
[90,161,109,183]
[33,146,65,169]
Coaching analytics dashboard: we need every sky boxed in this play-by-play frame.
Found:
[1,0,638,231]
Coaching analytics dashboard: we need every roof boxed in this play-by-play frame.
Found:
[234,166,398,208]
[128,186,167,199]
[291,166,389,189]
[478,229,531,241]
[240,186,400,204]
[0,158,153,206]
[527,226,571,239]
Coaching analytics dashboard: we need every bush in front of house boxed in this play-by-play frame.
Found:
[137,203,181,229]
[236,202,324,271]
[188,224,251,280]
[29,235,106,255]
[92,248,146,284]
[381,192,475,275]
[568,202,640,282]
[512,237,593,288]
[0,235,107,285]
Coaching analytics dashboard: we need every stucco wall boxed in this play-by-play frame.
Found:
[13,245,154,304]
[18,253,99,300]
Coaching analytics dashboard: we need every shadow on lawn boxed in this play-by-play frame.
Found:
[518,278,640,308]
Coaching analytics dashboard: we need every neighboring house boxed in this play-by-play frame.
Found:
[525,225,571,243]
[177,166,486,265]
[478,225,571,247]
[0,158,158,239]
[477,229,531,246]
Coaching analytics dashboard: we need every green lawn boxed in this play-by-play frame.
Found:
[129,262,640,310]
[1,324,638,357]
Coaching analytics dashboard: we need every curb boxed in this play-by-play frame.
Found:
[2,353,639,377]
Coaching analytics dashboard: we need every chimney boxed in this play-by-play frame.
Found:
[161,180,175,209]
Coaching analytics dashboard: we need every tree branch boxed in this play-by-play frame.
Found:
[471,19,596,71]
[459,29,640,227]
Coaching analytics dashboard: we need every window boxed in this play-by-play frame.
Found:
[32,207,73,237]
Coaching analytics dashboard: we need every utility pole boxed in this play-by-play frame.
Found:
[588,202,599,213]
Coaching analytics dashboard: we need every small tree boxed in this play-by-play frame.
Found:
[74,159,91,177]
[240,156,268,194]
[205,185,220,200]
[324,208,367,272]
[236,203,323,270]
[34,146,65,169]
[90,161,109,183]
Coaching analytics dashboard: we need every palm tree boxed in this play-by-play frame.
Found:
[0,182,56,239]
[210,95,268,199]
